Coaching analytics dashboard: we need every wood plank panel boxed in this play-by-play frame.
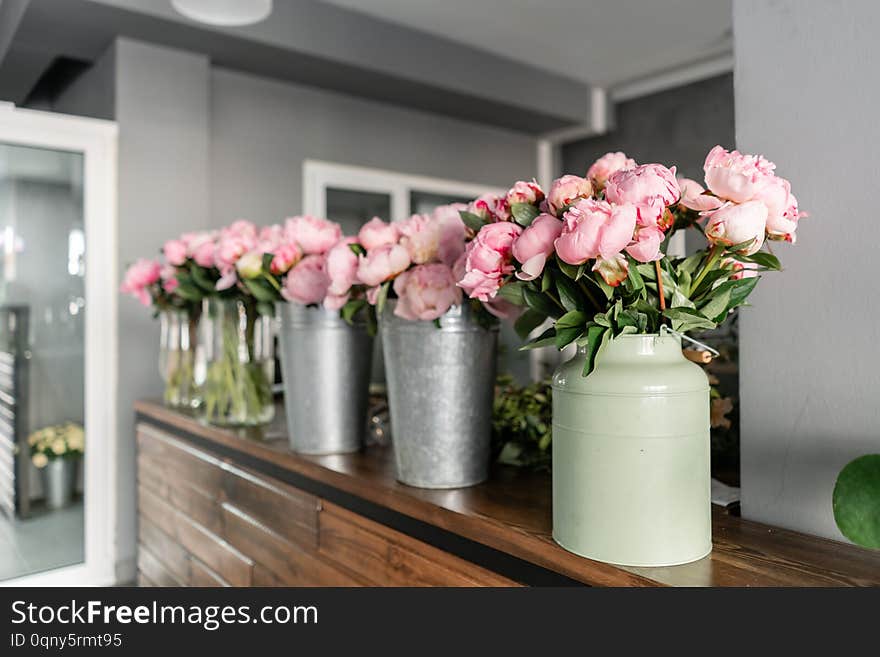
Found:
[318,502,518,587]
[137,546,183,587]
[221,503,363,587]
[139,514,190,583]
[137,423,224,498]
[139,483,253,587]
[189,557,229,587]
[138,459,223,535]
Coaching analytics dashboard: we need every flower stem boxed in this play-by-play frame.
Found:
[655,260,667,312]
[689,244,724,296]
[577,280,602,312]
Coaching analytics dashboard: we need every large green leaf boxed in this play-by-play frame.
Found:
[519,327,557,350]
[676,252,704,277]
[581,324,609,377]
[556,276,584,312]
[459,210,487,233]
[375,280,391,316]
[709,276,760,310]
[511,202,540,227]
[833,454,880,549]
[699,288,732,323]
[513,308,547,340]
[556,259,582,280]
[739,251,782,271]
[244,278,278,303]
[662,307,716,332]
[555,326,583,350]
[189,264,218,293]
[497,280,527,306]
[522,286,562,318]
[555,309,587,329]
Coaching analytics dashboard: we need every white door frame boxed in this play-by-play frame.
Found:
[0,103,118,587]
[303,159,505,221]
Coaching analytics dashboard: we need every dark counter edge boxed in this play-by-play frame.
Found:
[135,410,585,587]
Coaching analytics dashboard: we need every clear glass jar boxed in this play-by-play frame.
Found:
[197,298,275,426]
[158,307,203,410]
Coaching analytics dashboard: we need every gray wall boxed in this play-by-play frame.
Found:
[735,0,879,541]
[562,74,734,181]
[209,67,537,226]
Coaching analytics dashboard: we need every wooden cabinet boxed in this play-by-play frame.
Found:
[136,422,517,587]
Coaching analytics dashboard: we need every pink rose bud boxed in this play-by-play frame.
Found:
[605,163,680,227]
[393,263,463,321]
[357,243,411,288]
[163,239,187,266]
[586,151,636,187]
[554,198,637,266]
[270,242,302,275]
[722,257,759,280]
[281,254,330,305]
[468,194,511,223]
[284,215,343,255]
[358,217,399,251]
[505,180,545,206]
[458,221,522,302]
[120,259,162,307]
[547,175,593,216]
[703,145,776,204]
[678,177,723,212]
[511,213,563,281]
[325,238,359,296]
[704,200,768,255]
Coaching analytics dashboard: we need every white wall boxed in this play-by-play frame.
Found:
[209,67,537,226]
[735,0,880,540]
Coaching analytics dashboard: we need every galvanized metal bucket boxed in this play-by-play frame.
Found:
[41,457,78,510]
[381,301,498,489]
[278,304,374,455]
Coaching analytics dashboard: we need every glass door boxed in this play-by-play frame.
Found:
[0,142,86,581]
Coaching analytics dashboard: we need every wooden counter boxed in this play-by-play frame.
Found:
[134,400,880,587]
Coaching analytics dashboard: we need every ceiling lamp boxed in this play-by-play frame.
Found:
[171,0,273,27]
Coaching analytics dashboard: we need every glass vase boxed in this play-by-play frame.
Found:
[158,307,203,410]
[198,298,275,427]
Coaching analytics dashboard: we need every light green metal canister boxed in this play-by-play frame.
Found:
[552,333,711,567]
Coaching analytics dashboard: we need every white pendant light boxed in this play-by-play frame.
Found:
[172,0,273,27]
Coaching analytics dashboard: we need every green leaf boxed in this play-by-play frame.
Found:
[556,259,581,280]
[672,288,696,309]
[594,273,615,300]
[833,454,880,549]
[555,326,582,350]
[261,252,274,272]
[541,268,553,293]
[555,276,584,312]
[556,310,587,329]
[676,252,704,277]
[698,288,732,323]
[636,263,657,280]
[510,202,540,227]
[459,210,487,233]
[174,283,203,302]
[189,264,218,293]
[348,243,366,257]
[692,268,735,298]
[513,309,547,340]
[581,324,609,377]
[375,280,390,317]
[522,286,562,318]
[662,307,717,332]
[341,298,366,324]
[497,280,527,306]
[727,238,759,253]
[625,257,645,294]
[519,327,557,350]
[592,311,611,328]
[740,251,782,271]
[256,301,275,317]
[710,276,760,311]
[244,278,278,303]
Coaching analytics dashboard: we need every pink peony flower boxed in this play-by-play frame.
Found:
[257,224,285,253]
[270,242,302,275]
[554,199,637,266]
[511,213,563,281]
[754,176,803,243]
[281,255,330,305]
[591,253,630,287]
[357,217,399,251]
[703,145,776,203]
[458,221,522,301]
[547,175,593,216]
[160,264,179,294]
[323,292,350,311]
[398,208,467,266]
[468,194,510,223]
[284,215,342,255]
[505,180,545,206]
[678,177,723,212]
[357,244,411,288]
[163,239,187,266]
[604,163,680,227]
[393,263,463,321]
[587,151,636,187]
[325,237,360,296]
[704,200,767,255]
[723,258,759,280]
[120,259,161,306]
[626,225,665,263]
[191,235,217,268]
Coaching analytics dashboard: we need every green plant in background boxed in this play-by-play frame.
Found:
[492,375,553,471]
[833,454,880,549]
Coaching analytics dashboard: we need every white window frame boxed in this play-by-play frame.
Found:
[0,103,118,587]
[303,160,505,221]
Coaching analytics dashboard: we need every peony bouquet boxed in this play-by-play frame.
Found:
[28,422,84,468]
[458,146,805,375]
[352,204,514,323]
